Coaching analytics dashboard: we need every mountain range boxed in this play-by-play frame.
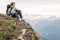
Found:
[25,15,60,40]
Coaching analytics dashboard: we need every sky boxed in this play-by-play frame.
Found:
[0,0,60,17]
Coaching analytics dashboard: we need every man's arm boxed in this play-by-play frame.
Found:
[11,8,16,14]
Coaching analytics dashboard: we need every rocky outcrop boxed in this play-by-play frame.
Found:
[0,14,41,40]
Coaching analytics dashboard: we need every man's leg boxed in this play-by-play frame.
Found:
[12,14,16,18]
[11,13,19,19]
[14,13,19,19]
[16,10,23,19]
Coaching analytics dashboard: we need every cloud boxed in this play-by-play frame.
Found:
[0,0,60,17]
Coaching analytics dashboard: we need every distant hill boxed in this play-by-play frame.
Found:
[40,17,60,40]
[26,15,60,40]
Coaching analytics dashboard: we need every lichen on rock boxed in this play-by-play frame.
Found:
[0,14,41,40]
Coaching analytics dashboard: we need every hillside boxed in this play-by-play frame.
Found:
[0,14,41,40]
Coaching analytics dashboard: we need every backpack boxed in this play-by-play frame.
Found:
[6,5,11,15]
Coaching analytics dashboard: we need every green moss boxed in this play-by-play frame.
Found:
[0,30,7,40]
[8,26,14,33]
[7,15,16,20]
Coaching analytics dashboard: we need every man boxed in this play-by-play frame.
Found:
[6,2,23,19]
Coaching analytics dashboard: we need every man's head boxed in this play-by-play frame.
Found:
[10,2,15,7]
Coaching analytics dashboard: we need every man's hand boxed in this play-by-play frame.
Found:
[11,8,16,14]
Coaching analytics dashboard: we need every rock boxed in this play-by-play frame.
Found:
[21,29,27,35]
[0,14,41,40]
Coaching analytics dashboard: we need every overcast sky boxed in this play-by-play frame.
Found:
[0,0,60,17]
